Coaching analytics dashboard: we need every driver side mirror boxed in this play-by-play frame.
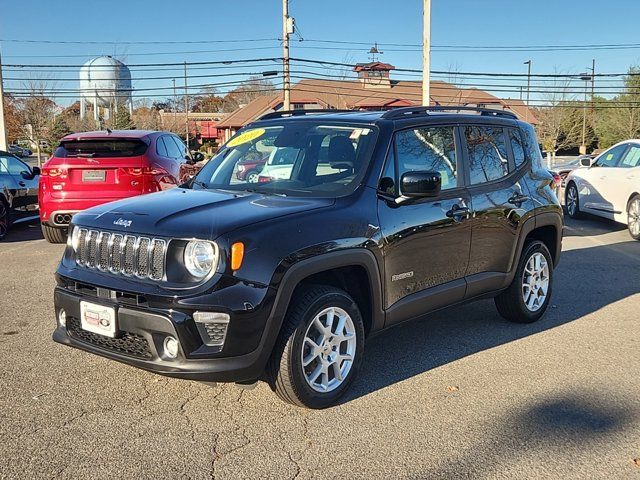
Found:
[580,157,595,167]
[400,171,442,198]
[21,166,39,179]
[188,152,205,164]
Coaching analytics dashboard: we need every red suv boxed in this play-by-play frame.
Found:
[39,130,201,243]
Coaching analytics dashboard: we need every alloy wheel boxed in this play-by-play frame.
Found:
[247,172,259,183]
[301,306,357,393]
[629,198,640,237]
[0,202,8,239]
[522,252,550,312]
[566,185,578,216]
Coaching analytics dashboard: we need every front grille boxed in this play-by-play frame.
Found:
[67,316,153,359]
[74,228,166,280]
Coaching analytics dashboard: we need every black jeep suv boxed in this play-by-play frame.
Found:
[53,107,562,408]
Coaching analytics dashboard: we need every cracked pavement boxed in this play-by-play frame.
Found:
[1,217,640,479]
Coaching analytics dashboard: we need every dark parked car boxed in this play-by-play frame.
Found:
[0,152,40,240]
[53,107,562,408]
[8,144,32,157]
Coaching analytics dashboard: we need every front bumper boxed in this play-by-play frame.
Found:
[52,277,279,383]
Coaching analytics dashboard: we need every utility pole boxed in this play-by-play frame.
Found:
[184,62,189,150]
[0,51,7,151]
[422,0,431,106]
[172,78,177,122]
[282,0,292,111]
[580,72,592,155]
[524,60,532,122]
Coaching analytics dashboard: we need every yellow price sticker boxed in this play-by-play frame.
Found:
[226,128,266,148]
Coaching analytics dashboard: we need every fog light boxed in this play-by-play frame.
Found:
[163,336,179,359]
[58,309,67,327]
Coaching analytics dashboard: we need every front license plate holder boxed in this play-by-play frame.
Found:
[80,301,117,337]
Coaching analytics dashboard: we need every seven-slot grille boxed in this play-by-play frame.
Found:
[75,228,166,280]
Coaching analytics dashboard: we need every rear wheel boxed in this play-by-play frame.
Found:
[246,170,260,183]
[628,195,640,240]
[565,182,581,218]
[495,240,553,323]
[267,285,365,409]
[0,199,10,240]
[41,224,67,244]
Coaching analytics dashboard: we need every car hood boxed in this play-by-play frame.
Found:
[71,187,335,239]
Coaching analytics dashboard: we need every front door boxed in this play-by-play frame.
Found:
[377,124,471,325]
[580,143,629,216]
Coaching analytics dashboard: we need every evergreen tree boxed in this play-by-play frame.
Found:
[47,115,72,145]
[111,109,136,130]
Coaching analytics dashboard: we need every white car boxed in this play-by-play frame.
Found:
[565,140,640,240]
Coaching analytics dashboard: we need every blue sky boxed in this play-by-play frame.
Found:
[2,0,640,105]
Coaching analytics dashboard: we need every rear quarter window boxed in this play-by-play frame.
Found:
[54,139,148,158]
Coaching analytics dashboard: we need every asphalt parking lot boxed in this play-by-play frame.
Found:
[1,216,639,479]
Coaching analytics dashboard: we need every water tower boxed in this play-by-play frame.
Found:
[79,56,133,122]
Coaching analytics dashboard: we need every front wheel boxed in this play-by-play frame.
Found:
[628,195,640,240]
[565,182,581,218]
[0,200,10,240]
[495,240,553,323]
[267,285,365,409]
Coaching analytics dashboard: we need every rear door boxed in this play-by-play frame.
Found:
[51,138,149,201]
[462,124,535,293]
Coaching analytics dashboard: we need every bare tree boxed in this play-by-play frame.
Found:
[20,80,58,166]
[535,75,585,159]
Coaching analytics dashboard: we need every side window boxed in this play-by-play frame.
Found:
[464,126,509,185]
[620,145,640,168]
[509,128,526,169]
[598,144,628,168]
[395,126,458,191]
[163,136,182,159]
[3,156,29,176]
[170,136,188,159]
[156,137,168,157]
[378,146,396,196]
[519,123,545,170]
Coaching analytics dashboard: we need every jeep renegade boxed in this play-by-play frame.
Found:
[53,107,563,409]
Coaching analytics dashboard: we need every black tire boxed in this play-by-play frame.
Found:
[245,170,259,183]
[627,194,640,241]
[0,198,10,241]
[495,240,554,324]
[565,182,582,219]
[41,224,68,244]
[266,285,365,409]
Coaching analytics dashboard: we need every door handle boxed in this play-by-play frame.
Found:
[508,193,530,205]
[446,204,470,220]
[18,181,26,187]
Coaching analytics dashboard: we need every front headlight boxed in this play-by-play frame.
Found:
[69,226,81,252]
[184,240,217,278]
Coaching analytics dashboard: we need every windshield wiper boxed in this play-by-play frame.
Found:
[242,187,287,197]
[190,179,209,189]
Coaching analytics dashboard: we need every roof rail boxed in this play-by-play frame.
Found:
[258,109,354,120]
[381,106,518,120]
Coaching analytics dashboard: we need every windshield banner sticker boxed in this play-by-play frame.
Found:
[226,128,266,148]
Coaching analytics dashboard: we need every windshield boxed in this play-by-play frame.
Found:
[192,121,378,197]
[54,139,148,158]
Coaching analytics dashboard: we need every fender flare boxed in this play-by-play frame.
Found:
[270,248,385,334]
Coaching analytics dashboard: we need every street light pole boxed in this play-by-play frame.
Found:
[422,0,431,106]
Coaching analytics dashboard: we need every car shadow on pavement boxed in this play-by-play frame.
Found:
[2,220,44,243]
[409,392,636,478]
[563,214,627,238]
[344,239,640,404]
